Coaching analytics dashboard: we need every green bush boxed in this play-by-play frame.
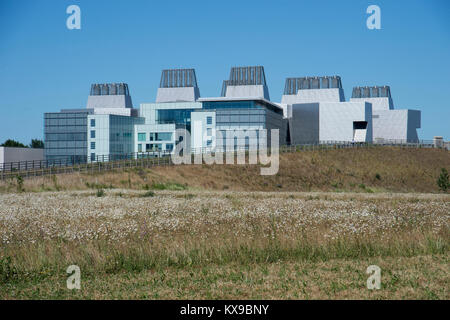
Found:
[437,168,449,192]
[141,191,155,197]
[16,175,24,192]
[151,182,187,191]
[96,189,105,197]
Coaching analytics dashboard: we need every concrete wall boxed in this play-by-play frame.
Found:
[0,147,44,164]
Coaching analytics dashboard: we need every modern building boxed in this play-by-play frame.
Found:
[281,76,372,144]
[43,66,423,163]
[134,66,286,155]
[350,86,421,143]
[44,83,142,163]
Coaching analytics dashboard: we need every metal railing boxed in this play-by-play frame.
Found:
[0,139,446,180]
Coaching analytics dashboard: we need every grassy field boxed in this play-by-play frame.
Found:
[0,190,448,299]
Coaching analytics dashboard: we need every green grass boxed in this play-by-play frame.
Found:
[150,182,187,191]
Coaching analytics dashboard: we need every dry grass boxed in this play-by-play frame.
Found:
[0,190,448,299]
[1,147,448,194]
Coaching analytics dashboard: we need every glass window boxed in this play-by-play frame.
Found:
[207,116,213,125]
[90,130,95,138]
[91,119,95,127]
[138,133,146,141]
[156,109,194,130]
[91,153,95,161]
[91,142,95,150]
[138,144,142,152]
[207,128,212,136]
[207,140,212,146]
[156,132,172,141]
[166,143,174,151]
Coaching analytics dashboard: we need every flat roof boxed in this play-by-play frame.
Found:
[197,96,283,111]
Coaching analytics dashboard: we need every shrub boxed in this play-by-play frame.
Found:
[0,256,18,282]
[437,168,449,192]
[141,191,155,197]
[16,175,24,192]
[375,173,381,180]
[151,182,186,191]
[96,189,105,197]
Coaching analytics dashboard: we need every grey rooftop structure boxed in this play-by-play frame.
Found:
[221,66,270,100]
[87,82,133,109]
[156,68,200,103]
[159,69,198,88]
[283,76,342,95]
[351,86,392,99]
[90,83,130,96]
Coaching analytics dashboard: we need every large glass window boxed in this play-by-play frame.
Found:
[90,130,95,138]
[207,116,213,125]
[90,142,95,150]
[156,132,172,141]
[138,133,146,141]
[138,144,142,152]
[44,111,89,164]
[156,109,194,130]
[207,128,212,136]
[166,143,174,151]
[91,119,95,127]
[202,100,282,115]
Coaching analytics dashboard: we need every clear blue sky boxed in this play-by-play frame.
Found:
[0,0,449,144]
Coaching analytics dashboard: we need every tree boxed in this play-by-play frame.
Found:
[437,168,449,192]
[1,139,27,148]
[30,139,44,149]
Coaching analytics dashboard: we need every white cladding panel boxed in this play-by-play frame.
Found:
[281,88,345,105]
[225,85,270,100]
[86,95,133,109]
[87,114,110,158]
[93,108,138,116]
[372,109,421,142]
[350,97,393,111]
[156,87,200,103]
[319,102,372,142]
[191,111,216,151]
